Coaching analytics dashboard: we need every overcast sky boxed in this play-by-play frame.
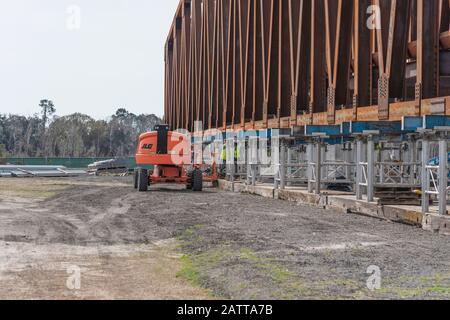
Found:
[0,0,179,119]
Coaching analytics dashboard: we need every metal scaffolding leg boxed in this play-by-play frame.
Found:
[409,138,418,186]
[343,143,352,182]
[274,144,279,190]
[247,137,258,187]
[438,135,448,215]
[356,138,363,200]
[251,164,257,186]
[280,144,286,190]
[246,160,251,185]
[229,164,235,184]
[422,138,430,214]
[287,148,293,187]
[367,136,375,202]
[307,143,314,194]
[226,138,235,188]
[315,141,322,195]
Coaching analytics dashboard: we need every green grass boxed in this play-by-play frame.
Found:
[176,226,450,300]
[374,273,450,299]
[178,254,202,285]
[176,225,308,299]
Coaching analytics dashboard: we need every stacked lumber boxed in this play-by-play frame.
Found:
[375,186,421,206]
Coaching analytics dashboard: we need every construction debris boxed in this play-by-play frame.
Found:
[87,158,129,175]
[0,165,86,178]
[375,186,421,206]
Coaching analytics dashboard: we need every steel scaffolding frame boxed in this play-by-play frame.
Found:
[215,116,449,214]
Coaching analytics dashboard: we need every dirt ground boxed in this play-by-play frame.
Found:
[0,176,449,300]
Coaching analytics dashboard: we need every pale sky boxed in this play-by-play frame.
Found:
[0,0,180,119]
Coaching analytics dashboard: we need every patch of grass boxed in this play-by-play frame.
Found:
[238,247,292,284]
[177,227,437,300]
[176,225,206,248]
[176,226,450,300]
[178,254,202,285]
[176,226,232,294]
[374,273,450,299]
[176,228,310,299]
[0,179,70,200]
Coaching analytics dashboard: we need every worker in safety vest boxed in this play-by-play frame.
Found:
[221,144,239,162]
[220,144,240,178]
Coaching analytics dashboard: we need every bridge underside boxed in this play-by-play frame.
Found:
[164,0,450,132]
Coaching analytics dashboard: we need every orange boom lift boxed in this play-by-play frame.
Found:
[134,124,216,192]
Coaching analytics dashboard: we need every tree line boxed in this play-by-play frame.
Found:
[0,101,162,158]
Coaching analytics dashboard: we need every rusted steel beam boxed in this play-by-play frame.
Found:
[325,0,354,124]
[214,1,223,130]
[354,0,372,117]
[181,2,191,130]
[222,0,234,128]
[388,1,410,102]
[310,0,327,119]
[416,0,440,116]
[238,0,252,128]
[440,0,450,32]
[253,0,264,125]
[289,0,311,126]
[375,0,411,120]
[260,0,277,127]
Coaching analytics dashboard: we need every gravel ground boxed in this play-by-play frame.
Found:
[0,176,449,300]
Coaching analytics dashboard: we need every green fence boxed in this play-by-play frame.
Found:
[1,157,138,169]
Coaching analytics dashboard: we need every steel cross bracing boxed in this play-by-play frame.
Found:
[217,116,449,214]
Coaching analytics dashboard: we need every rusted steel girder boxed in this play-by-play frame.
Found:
[164,0,450,130]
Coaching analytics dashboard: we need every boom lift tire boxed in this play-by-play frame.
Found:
[138,168,148,192]
[186,169,193,190]
[134,168,140,189]
[192,169,203,192]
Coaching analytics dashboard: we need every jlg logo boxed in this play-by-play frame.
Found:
[142,144,153,150]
